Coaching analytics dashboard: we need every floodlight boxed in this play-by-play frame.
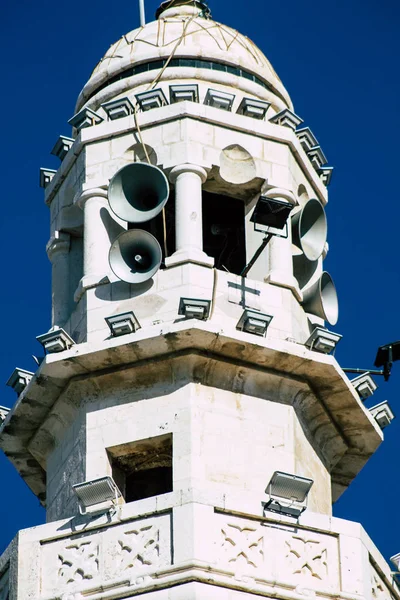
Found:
[51,136,74,161]
[350,373,377,400]
[101,97,134,120]
[179,298,211,321]
[0,406,10,425]
[369,401,395,430]
[68,107,103,131]
[135,89,168,111]
[391,553,400,571]
[307,145,328,170]
[169,84,199,104]
[250,196,293,231]
[6,368,34,396]
[39,168,57,189]
[305,327,342,354]
[296,127,319,152]
[269,109,303,131]
[36,328,75,354]
[72,476,121,515]
[374,341,400,381]
[237,309,273,337]
[204,88,235,111]
[105,312,141,337]
[237,98,270,120]
[264,471,314,518]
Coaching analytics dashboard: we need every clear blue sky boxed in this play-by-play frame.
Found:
[1,0,399,563]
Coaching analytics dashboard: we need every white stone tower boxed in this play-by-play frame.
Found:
[0,2,397,600]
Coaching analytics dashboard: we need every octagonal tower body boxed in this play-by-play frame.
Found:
[0,3,395,600]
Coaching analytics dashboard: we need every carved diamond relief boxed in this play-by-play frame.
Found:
[286,536,328,582]
[221,523,264,571]
[0,569,9,600]
[58,541,99,585]
[115,525,161,573]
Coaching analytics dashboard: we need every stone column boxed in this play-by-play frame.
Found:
[165,164,214,268]
[47,231,70,327]
[75,188,110,299]
[264,188,302,301]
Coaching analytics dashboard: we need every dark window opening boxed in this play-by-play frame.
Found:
[128,190,176,267]
[108,434,173,503]
[202,191,246,275]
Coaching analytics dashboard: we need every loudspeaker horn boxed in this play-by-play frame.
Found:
[302,271,338,326]
[108,163,169,223]
[109,229,162,284]
[292,199,327,261]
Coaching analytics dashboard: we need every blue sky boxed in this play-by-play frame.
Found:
[1,0,399,564]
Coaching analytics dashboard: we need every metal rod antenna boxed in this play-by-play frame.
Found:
[342,368,385,377]
[139,0,146,26]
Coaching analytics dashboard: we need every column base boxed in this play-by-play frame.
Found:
[165,249,214,269]
[264,271,303,302]
[74,274,110,302]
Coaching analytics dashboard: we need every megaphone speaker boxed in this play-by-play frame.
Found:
[292,198,327,261]
[108,163,169,223]
[109,229,162,284]
[302,271,339,326]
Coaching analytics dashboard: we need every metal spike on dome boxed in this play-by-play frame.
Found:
[155,0,211,19]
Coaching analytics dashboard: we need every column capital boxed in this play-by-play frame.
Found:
[75,187,108,208]
[46,231,70,262]
[264,187,297,206]
[169,164,207,184]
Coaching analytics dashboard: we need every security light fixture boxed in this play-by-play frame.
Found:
[105,312,141,337]
[39,168,57,189]
[237,309,273,337]
[169,84,199,104]
[68,107,103,131]
[204,88,235,111]
[237,97,270,120]
[36,328,75,354]
[305,327,342,354]
[6,368,34,396]
[179,298,211,321]
[135,89,168,111]
[51,136,74,161]
[374,341,400,381]
[264,471,314,518]
[369,401,395,430]
[269,109,303,131]
[250,196,293,231]
[0,406,10,425]
[72,476,121,515]
[351,373,377,400]
[101,97,134,120]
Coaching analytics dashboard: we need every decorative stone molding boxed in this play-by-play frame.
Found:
[269,109,303,130]
[68,107,103,131]
[6,368,34,396]
[135,89,168,111]
[40,168,57,189]
[46,231,70,262]
[101,97,134,120]
[51,136,74,161]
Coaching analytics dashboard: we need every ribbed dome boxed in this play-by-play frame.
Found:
[76,2,293,112]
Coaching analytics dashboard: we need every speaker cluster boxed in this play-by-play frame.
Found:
[108,163,170,284]
[292,199,338,326]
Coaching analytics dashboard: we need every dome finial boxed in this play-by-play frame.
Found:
[155,0,211,19]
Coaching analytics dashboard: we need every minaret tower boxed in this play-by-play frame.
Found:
[0,2,397,600]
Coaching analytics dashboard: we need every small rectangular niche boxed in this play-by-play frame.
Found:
[107,433,173,503]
